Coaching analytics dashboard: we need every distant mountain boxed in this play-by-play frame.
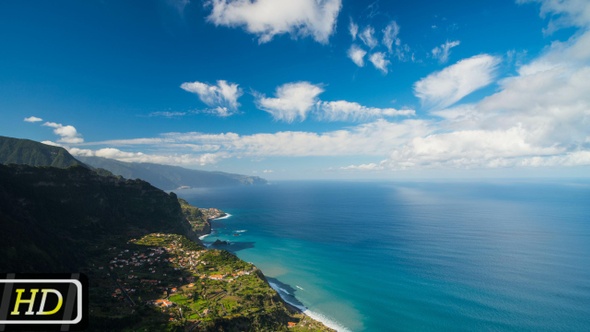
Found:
[0,135,266,189]
[78,156,267,190]
[0,135,85,168]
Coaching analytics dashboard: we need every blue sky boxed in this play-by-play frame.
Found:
[1,0,589,179]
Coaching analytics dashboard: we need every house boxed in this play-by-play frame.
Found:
[153,299,174,308]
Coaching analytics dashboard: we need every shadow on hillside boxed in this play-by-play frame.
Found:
[211,241,256,252]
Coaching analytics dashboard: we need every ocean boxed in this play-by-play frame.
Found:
[179,180,590,331]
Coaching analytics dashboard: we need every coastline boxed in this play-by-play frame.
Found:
[267,281,350,332]
[198,213,232,241]
[203,212,346,332]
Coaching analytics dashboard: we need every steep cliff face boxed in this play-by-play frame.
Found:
[0,164,193,272]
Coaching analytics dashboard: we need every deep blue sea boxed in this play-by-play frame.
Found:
[179,181,590,331]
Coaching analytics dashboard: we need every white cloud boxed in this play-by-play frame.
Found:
[318,100,414,121]
[382,21,400,54]
[347,44,367,67]
[256,81,414,122]
[40,140,62,147]
[24,116,43,123]
[349,19,358,40]
[205,0,342,44]
[369,52,390,74]
[69,147,223,166]
[76,7,590,174]
[414,54,500,110]
[359,26,378,49]
[82,119,431,160]
[361,22,590,171]
[341,162,384,171]
[518,0,590,33]
[169,119,430,157]
[256,82,324,122]
[42,122,84,144]
[431,40,460,63]
[149,111,188,118]
[348,20,411,72]
[385,126,562,169]
[180,80,242,117]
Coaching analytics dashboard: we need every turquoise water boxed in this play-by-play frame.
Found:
[180,181,590,331]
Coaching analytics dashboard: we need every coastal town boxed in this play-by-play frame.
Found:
[100,232,330,331]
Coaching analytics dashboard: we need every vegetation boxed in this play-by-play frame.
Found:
[0,162,332,331]
[179,198,210,235]
[0,135,85,168]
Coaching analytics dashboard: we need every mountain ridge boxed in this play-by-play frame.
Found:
[77,156,267,189]
[0,136,267,189]
[0,135,85,168]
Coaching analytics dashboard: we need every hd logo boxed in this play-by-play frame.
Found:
[0,274,87,331]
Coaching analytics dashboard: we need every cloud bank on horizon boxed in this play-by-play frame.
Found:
[9,0,590,178]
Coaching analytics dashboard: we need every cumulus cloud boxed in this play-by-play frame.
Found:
[431,40,460,63]
[82,119,430,161]
[72,1,590,174]
[180,80,242,117]
[354,11,590,172]
[518,0,590,33]
[414,54,501,110]
[318,100,414,121]
[347,44,367,67]
[385,126,562,169]
[69,147,223,166]
[24,116,43,123]
[256,82,324,122]
[205,0,342,43]
[162,119,430,157]
[256,82,414,122]
[369,52,390,74]
[42,122,84,144]
[359,26,378,49]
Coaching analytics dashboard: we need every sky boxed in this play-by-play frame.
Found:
[1,0,589,180]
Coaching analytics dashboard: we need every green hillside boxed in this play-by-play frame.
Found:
[0,164,331,331]
[0,135,84,168]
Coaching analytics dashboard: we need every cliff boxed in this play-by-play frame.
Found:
[0,164,192,272]
[0,135,85,168]
[0,164,332,331]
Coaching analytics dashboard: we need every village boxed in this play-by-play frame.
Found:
[91,225,330,331]
[103,233,271,323]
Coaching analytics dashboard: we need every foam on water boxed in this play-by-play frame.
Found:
[268,282,351,332]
